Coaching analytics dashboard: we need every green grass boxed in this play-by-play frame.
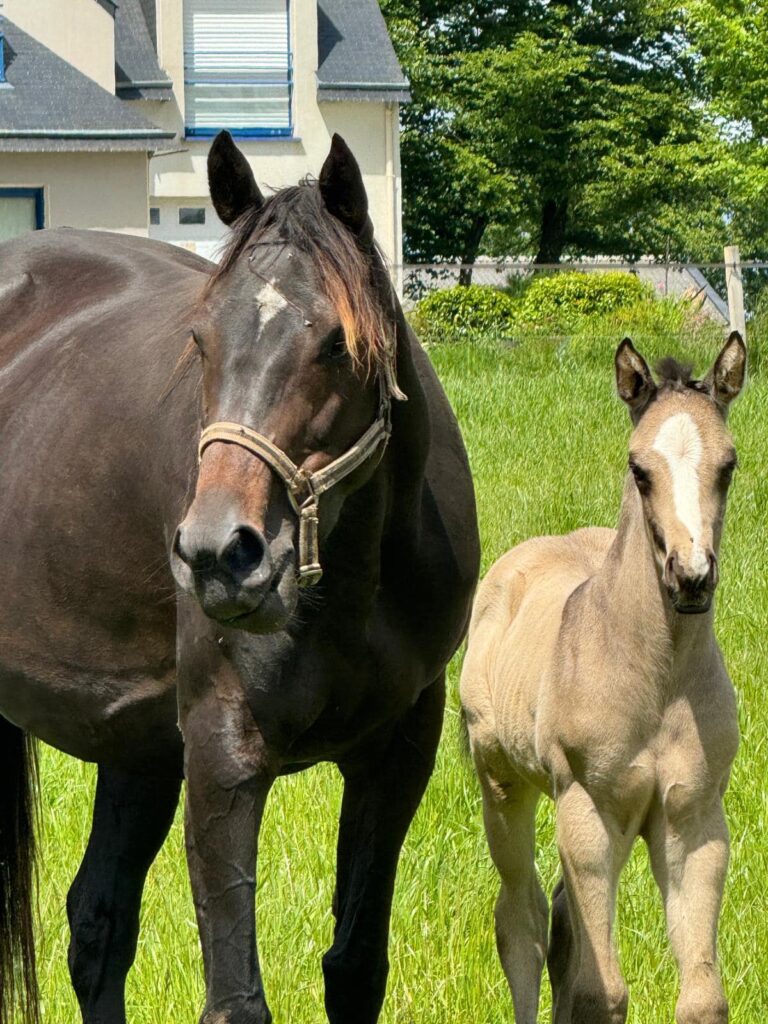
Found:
[32,324,768,1022]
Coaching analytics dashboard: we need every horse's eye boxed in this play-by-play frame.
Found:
[629,460,651,494]
[319,327,348,365]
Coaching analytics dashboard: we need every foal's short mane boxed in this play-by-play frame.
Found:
[208,180,394,375]
[654,357,709,394]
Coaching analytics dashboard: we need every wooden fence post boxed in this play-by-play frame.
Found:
[724,245,746,339]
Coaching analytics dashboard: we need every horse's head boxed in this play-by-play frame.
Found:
[171,131,399,633]
[615,333,745,614]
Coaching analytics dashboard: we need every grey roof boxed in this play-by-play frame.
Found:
[317,0,410,103]
[114,0,173,101]
[0,21,175,148]
[0,137,179,153]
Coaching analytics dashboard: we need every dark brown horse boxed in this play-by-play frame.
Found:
[0,132,479,1024]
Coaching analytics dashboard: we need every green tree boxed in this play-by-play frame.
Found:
[382,1,739,267]
[688,0,768,264]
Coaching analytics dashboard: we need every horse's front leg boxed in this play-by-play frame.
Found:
[646,795,730,1024]
[323,676,444,1024]
[179,635,275,1024]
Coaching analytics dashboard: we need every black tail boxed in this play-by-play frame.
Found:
[0,716,39,1024]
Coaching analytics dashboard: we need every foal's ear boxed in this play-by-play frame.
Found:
[615,338,656,421]
[319,134,371,240]
[208,131,264,226]
[705,331,747,412]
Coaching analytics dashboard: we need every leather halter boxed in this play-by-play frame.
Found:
[198,367,399,587]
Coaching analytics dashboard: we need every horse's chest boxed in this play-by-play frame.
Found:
[229,616,428,767]
[549,691,737,826]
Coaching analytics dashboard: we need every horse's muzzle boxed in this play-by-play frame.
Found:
[171,518,297,632]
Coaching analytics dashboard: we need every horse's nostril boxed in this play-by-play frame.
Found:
[664,550,678,587]
[173,526,201,569]
[708,551,720,588]
[220,525,267,577]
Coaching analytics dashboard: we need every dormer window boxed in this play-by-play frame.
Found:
[183,0,292,137]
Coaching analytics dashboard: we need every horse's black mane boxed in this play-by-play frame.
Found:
[207,179,392,373]
[212,179,330,281]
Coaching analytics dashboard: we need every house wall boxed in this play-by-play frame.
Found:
[149,0,404,267]
[3,0,116,93]
[0,153,149,234]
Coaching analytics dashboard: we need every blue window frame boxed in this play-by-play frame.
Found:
[0,188,45,243]
[0,32,6,84]
[183,0,293,138]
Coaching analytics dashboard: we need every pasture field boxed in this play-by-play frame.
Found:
[32,318,768,1022]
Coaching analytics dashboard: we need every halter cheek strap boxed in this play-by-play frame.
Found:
[198,373,395,587]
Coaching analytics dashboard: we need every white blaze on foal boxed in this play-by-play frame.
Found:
[652,411,709,576]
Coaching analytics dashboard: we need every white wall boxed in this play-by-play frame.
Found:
[0,153,149,234]
[149,0,403,267]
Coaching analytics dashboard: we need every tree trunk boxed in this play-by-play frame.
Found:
[458,216,488,286]
[535,198,569,264]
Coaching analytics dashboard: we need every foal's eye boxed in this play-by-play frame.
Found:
[629,460,651,494]
[319,327,348,366]
[718,458,738,488]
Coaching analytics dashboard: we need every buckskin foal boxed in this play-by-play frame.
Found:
[0,132,479,1024]
[461,335,745,1024]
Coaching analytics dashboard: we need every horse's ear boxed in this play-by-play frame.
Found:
[319,134,370,238]
[615,338,656,421]
[705,331,747,412]
[208,131,264,226]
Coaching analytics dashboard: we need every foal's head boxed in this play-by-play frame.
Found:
[615,333,746,614]
[171,132,395,632]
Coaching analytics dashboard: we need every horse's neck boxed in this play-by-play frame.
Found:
[594,474,714,676]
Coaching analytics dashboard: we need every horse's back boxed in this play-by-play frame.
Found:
[461,526,615,788]
[0,229,208,770]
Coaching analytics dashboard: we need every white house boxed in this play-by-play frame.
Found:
[0,0,409,265]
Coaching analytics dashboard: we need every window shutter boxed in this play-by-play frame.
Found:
[184,0,291,134]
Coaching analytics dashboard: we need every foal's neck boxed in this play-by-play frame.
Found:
[596,474,714,672]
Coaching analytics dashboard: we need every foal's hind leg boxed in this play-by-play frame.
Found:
[646,797,730,1024]
[67,765,180,1024]
[479,771,547,1024]
[547,877,575,1020]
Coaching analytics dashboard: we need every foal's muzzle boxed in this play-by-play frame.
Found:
[663,548,719,614]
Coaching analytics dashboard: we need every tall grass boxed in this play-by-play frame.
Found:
[30,323,768,1022]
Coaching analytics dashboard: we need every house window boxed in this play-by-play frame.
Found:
[184,0,292,137]
[179,207,206,225]
[149,206,161,225]
[0,188,44,242]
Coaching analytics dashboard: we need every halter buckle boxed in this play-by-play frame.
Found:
[297,497,322,587]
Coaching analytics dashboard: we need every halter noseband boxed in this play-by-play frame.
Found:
[198,366,399,587]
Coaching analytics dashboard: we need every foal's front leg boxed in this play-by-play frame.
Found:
[322,677,444,1024]
[552,783,635,1024]
[179,633,275,1024]
[646,796,730,1024]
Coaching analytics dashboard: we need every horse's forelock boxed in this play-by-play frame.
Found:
[206,181,391,376]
